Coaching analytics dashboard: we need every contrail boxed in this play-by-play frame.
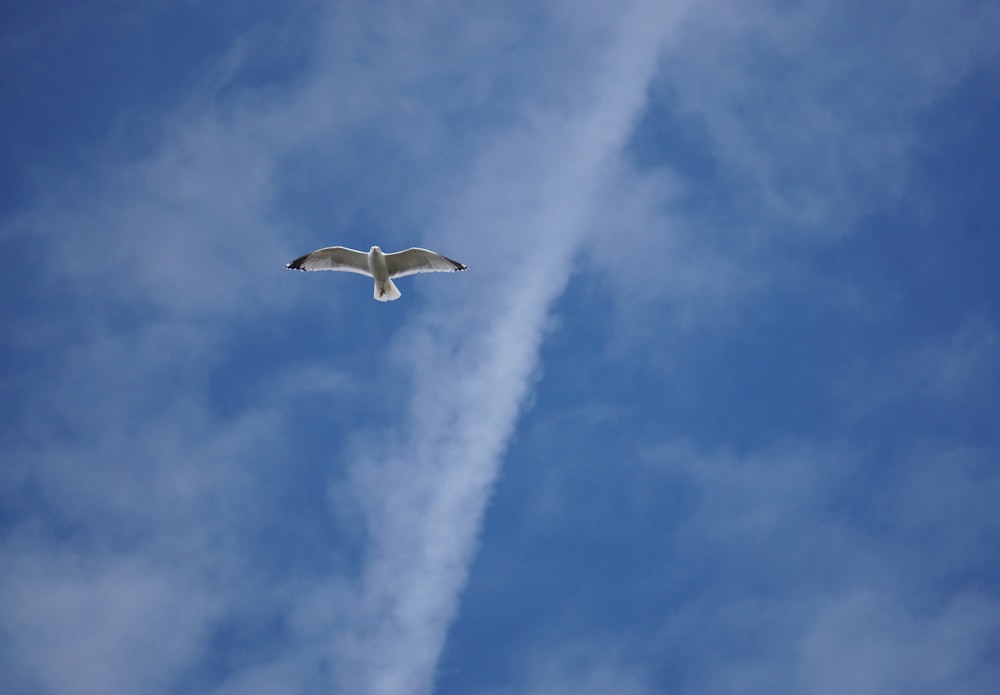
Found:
[329,4,691,693]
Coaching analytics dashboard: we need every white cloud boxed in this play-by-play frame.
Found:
[658,0,1000,234]
[6,2,996,694]
[0,550,219,695]
[798,591,1000,694]
[1,1,698,694]
[631,435,1000,694]
[579,0,1000,338]
[323,5,695,692]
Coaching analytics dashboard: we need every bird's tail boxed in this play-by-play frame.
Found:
[375,278,401,302]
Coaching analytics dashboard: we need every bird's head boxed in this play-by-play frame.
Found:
[370,245,380,252]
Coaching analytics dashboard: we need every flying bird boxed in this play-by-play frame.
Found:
[286,245,468,301]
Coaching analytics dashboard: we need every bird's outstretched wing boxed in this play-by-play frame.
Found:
[286,246,371,275]
[385,248,468,279]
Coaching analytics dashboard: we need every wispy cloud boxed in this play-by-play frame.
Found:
[798,590,1000,694]
[325,4,692,692]
[4,2,997,694]
[653,0,1000,235]
[1,1,694,693]
[579,0,1000,342]
[574,436,999,693]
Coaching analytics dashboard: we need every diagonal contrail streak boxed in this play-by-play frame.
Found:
[329,4,691,693]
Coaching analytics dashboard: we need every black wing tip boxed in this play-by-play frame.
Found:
[443,255,468,271]
[286,254,310,270]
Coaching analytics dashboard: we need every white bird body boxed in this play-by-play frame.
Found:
[286,245,467,301]
[366,246,398,301]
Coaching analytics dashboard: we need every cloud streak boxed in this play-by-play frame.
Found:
[7,2,995,694]
[1,2,692,693]
[326,4,691,692]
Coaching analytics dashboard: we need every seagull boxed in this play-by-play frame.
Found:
[286,245,468,301]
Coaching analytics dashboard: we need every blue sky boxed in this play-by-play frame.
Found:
[2,1,999,693]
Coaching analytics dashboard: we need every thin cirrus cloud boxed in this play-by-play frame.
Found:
[3,1,999,694]
[1,1,691,694]
[433,2,1000,694]
[324,4,693,693]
